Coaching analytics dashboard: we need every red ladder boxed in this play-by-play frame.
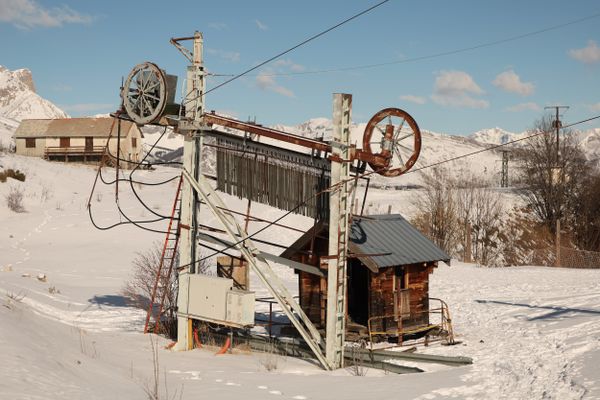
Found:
[144,174,183,334]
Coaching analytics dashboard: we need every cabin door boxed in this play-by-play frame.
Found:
[348,260,369,326]
[85,137,93,151]
[395,267,410,321]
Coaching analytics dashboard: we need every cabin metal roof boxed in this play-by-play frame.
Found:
[14,118,140,138]
[349,214,450,268]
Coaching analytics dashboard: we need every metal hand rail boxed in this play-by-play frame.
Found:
[367,297,455,348]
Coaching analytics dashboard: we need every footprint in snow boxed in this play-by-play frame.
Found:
[258,386,268,390]
[226,382,241,386]
[215,379,223,383]
[269,390,282,395]
[292,396,307,400]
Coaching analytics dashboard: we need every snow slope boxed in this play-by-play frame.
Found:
[1,153,600,399]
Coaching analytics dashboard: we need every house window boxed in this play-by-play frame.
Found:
[25,138,36,148]
[60,137,70,147]
[132,137,137,148]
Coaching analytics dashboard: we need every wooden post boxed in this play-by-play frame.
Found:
[465,221,472,263]
[555,219,561,267]
[387,204,392,214]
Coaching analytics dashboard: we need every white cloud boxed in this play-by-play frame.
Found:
[256,72,294,98]
[206,47,240,63]
[273,59,306,72]
[0,0,92,29]
[60,103,114,113]
[505,102,541,112]
[255,19,268,30]
[400,95,426,105]
[569,40,600,64]
[588,102,600,112]
[493,70,534,96]
[431,70,489,109]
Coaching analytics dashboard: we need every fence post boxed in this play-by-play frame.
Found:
[555,219,561,267]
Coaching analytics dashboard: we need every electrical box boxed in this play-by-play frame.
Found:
[226,290,255,326]
[187,274,255,327]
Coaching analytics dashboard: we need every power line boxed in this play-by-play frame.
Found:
[211,11,600,78]
[186,0,390,101]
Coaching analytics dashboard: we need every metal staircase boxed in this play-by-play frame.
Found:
[144,174,184,334]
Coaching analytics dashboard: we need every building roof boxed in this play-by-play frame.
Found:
[348,214,450,269]
[281,214,450,270]
[14,118,140,138]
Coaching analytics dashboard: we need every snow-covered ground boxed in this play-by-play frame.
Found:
[1,153,600,399]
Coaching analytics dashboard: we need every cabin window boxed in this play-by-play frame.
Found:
[60,137,70,147]
[132,137,137,148]
[25,138,36,148]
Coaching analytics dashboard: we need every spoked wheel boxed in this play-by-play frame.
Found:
[362,108,421,177]
[121,62,168,125]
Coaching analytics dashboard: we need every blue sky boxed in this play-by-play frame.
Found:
[1,0,599,134]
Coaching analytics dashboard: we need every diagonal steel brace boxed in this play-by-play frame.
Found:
[181,169,333,370]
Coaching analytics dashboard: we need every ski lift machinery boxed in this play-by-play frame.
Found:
[118,32,422,370]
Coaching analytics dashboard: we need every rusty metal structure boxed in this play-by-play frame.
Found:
[117,31,424,370]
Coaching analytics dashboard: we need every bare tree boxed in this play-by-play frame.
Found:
[515,115,589,235]
[570,171,600,252]
[455,174,505,266]
[412,168,461,257]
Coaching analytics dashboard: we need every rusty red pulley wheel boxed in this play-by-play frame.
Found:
[362,108,422,177]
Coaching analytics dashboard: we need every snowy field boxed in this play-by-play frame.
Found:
[1,154,600,400]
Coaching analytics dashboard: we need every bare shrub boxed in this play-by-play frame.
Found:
[346,346,367,376]
[502,207,554,266]
[122,241,209,338]
[4,291,26,310]
[258,340,280,372]
[40,184,53,203]
[142,336,183,400]
[0,169,26,183]
[6,186,25,213]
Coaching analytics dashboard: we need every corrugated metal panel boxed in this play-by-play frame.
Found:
[349,214,450,267]
[14,118,136,138]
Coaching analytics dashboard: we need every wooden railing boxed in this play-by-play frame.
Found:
[44,145,107,155]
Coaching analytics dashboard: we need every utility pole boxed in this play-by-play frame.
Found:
[326,93,352,369]
[544,105,568,267]
[175,31,205,350]
[500,150,509,188]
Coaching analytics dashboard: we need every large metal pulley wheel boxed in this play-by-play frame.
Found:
[121,62,168,125]
[362,108,421,177]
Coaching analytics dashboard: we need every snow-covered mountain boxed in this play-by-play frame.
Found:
[0,65,67,149]
[469,127,529,145]
[0,66,67,122]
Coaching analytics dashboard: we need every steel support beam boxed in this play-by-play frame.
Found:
[175,31,205,351]
[326,93,353,368]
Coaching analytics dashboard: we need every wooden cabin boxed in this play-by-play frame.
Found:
[281,214,450,340]
[14,118,143,167]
